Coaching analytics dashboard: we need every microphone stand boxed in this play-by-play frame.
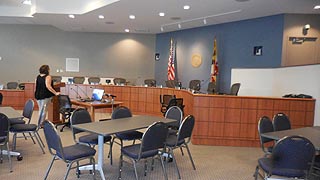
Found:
[105,94,117,113]
[75,84,91,101]
[70,87,81,100]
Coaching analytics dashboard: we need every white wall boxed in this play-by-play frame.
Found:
[231,64,320,125]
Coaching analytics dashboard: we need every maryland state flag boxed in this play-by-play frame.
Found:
[167,38,175,80]
[210,38,218,82]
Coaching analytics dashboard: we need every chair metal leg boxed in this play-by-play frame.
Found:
[44,156,55,180]
[151,158,155,171]
[64,162,73,180]
[108,141,113,165]
[170,148,181,179]
[132,160,139,180]
[23,133,28,140]
[185,143,196,170]
[144,160,148,176]
[91,157,96,180]
[28,132,36,144]
[36,131,45,148]
[119,153,123,180]
[33,132,45,154]
[180,147,184,156]
[159,153,168,180]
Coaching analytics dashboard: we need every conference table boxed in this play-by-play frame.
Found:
[71,99,123,121]
[0,106,24,160]
[72,115,176,180]
[261,126,320,151]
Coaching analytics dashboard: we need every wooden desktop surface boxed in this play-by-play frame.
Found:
[71,99,122,121]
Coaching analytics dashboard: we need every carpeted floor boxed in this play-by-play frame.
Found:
[0,111,264,180]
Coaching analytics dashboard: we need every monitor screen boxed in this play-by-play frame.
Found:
[92,89,104,101]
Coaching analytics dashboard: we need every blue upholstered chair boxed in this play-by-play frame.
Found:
[273,112,291,131]
[43,120,97,180]
[257,116,274,156]
[10,102,45,154]
[254,135,315,180]
[119,122,169,180]
[164,115,196,179]
[165,106,183,135]
[111,106,143,148]
[70,108,113,165]
[0,113,12,172]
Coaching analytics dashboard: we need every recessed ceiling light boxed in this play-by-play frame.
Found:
[22,0,32,5]
[159,12,165,17]
[314,5,320,9]
[129,15,135,19]
[203,19,207,24]
[125,29,130,32]
[98,15,104,19]
[178,24,181,29]
[183,5,190,10]
[161,27,164,32]
[68,14,75,19]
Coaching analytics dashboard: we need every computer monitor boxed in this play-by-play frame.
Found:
[92,89,104,101]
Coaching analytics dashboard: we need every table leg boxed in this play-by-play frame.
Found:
[78,135,105,180]
[89,106,95,121]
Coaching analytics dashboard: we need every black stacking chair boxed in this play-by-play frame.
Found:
[10,99,34,125]
[10,99,35,145]
[160,94,176,115]
[165,80,178,88]
[0,113,12,172]
[165,106,183,135]
[229,83,241,95]
[144,79,156,87]
[257,116,274,156]
[311,155,320,178]
[55,95,75,132]
[51,76,62,83]
[189,80,201,91]
[10,103,46,154]
[207,82,216,94]
[43,120,96,180]
[163,98,185,116]
[6,82,18,89]
[273,113,291,131]
[73,77,85,84]
[111,106,143,148]
[88,77,100,84]
[0,92,3,105]
[119,122,169,180]
[254,135,315,180]
[113,78,126,85]
[164,115,196,179]
[70,108,113,165]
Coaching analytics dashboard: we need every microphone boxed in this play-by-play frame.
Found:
[105,93,117,98]
[70,87,82,100]
[75,85,91,100]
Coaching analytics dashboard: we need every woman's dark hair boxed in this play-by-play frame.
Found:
[39,65,50,75]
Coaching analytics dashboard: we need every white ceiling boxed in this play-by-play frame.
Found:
[0,0,319,34]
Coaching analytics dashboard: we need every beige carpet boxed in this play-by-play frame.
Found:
[0,111,263,180]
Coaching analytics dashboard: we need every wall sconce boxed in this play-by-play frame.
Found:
[303,24,310,35]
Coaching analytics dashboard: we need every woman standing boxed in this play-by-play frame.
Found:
[34,65,59,120]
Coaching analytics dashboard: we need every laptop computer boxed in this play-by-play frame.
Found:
[91,89,104,101]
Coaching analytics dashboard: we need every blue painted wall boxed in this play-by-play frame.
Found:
[155,15,284,92]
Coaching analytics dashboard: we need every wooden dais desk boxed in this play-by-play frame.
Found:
[71,99,122,121]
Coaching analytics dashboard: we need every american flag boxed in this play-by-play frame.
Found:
[167,38,175,80]
[210,37,218,82]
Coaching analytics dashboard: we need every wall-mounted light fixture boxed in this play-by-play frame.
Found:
[160,9,241,32]
[303,24,310,35]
